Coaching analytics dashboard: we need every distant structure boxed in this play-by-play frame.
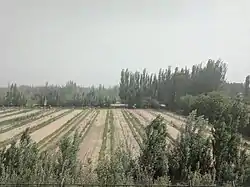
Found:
[110,103,128,108]
[160,104,166,108]
[43,96,47,107]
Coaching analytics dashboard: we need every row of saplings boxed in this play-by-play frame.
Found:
[0,95,249,186]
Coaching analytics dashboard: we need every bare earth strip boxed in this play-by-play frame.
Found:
[0,108,14,112]
[0,109,19,116]
[0,110,40,123]
[112,109,127,150]
[0,109,27,118]
[59,109,93,140]
[52,110,97,153]
[136,109,180,140]
[0,109,53,133]
[118,109,140,156]
[0,109,64,142]
[40,110,93,151]
[30,110,81,143]
[133,109,155,122]
[78,109,106,165]
[99,110,111,160]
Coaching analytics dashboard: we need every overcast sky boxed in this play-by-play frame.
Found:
[0,0,250,87]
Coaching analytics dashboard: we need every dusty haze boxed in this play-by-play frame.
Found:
[0,0,250,87]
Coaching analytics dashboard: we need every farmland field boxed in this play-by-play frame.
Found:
[0,107,245,165]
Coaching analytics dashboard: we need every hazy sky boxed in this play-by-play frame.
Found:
[0,0,250,87]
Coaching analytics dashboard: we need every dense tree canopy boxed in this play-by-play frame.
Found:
[119,59,227,109]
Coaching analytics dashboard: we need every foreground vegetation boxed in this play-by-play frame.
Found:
[0,109,248,186]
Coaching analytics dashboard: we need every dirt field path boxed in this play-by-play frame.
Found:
[112,109,127,150]
[0,109,40,123]
[117,109,140,156]
[30,110,81,143]
[136,109,180,139]
[78,109,106,165]
[0,109,64,142]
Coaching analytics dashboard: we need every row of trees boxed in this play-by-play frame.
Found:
[32,81,118,107]
[0,81,119,107]
[119,59,227,109]
[119,59,250,111]
[0,58,248,108]
[0,84,27,106]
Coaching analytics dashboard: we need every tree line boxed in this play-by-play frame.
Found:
[119,59,250,111]
[0,58,249,109]
[119,59,227,109]
[0,81,119,107]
